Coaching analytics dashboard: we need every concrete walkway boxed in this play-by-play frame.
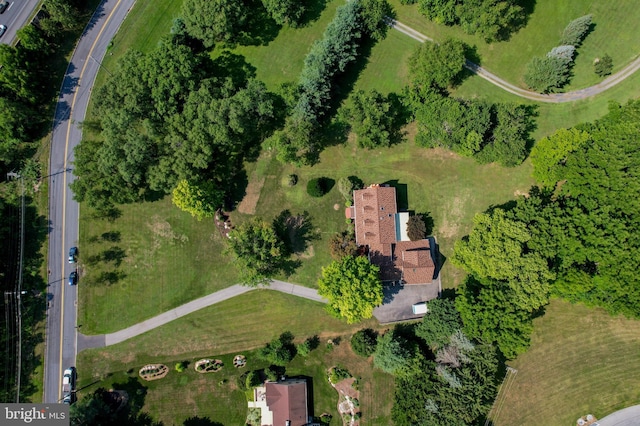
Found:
[77,281,327,351]
[389,18,640,103]
[595,405,640,426]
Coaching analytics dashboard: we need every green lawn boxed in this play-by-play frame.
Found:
[492,299,640,425]
[78,198,239,334]
[388,0,640,90]
[76,290,388,425]
[241,140,534,289]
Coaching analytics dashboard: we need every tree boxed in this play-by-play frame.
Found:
[328,231,358,260]
[257,332,296,366]
[559,14,593,46]
[360,0,394,41]
[408,38,467,92]
[227,218,287,286]
[406,215,427,241]
[261,0,305,27]
[346,90,403,148]
[171,179,223,220]
[181,0,247,47]
[453,209,555,312]
[415,298,462,350]
[477,103,532,167]
[594,54,613,77]
[524,55,571,93]
[318,255,383,323]
[373,330,413,375]
[337,176,363,204]
[351,328,379,357]
[530,128,591,188]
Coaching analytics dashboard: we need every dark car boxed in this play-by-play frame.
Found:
[0,25,6,38]
[0,2,9,14]
[68,271,78,286]
[68,247,78,263]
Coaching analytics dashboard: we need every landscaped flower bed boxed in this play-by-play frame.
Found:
[139,364,169,381]
[195,359,224,373]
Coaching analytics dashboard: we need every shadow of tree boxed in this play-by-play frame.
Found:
[273,210,320,255]
[102,246,126,267]
[238,0,282,46]
[183,417,224,426]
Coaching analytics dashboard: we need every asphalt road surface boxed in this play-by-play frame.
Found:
[44,0,135,404]
[0,0,39,45]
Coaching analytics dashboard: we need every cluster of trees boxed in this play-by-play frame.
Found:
[272,0,392,165]
[452,100,640,357]
[416,0,528,42]
[406,39,536,166]
[257,331,297,365]
[0,0,85,168]
[524,15,593,92]
[354,299,503,425]
[72,35,277,214]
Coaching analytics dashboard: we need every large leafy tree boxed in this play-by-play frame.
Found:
[181,0,247,47]
[530,128,591,188]
[345,89,403,149]
[318,255,383,323]
[408,38,467,92]
[227,218,287,286]
[260,0,305,27]
[453,208,555,312]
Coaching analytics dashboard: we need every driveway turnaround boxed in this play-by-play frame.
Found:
[389,18,640,103]
[77,281,328,351]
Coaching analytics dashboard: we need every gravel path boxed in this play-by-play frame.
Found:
[77,281,327,351]
[390,19,640,103]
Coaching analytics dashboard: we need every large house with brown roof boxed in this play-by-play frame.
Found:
[248,379,313,426]
[346,184,436,285]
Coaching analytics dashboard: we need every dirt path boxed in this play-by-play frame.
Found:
[390,19,640,103]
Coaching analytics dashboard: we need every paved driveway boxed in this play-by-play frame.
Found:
[373,282,440,323]
[595,405,640,426]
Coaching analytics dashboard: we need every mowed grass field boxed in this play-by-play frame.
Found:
[389,0,640,90]
[493,299,640,425]
[76,291,392,425]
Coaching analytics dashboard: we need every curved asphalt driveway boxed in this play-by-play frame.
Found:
[77,281,327,351]
[390,19,640,103]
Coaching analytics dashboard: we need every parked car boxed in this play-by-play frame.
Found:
[0,2,9,14]
[68,247,78,263]
[0,25,7,38]
[62,367,76,404]
[68,271,78,286]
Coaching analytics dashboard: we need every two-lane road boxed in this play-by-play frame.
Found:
[0,0,40,45]
[44,0,135,404]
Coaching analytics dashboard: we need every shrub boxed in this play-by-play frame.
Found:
[524,56,571,93]
[265,366,279,382]
[329,366,352,384]
[595,54,613,77]
[297,340,311,357]
[307,177,333,197]
[351,328,379,357]
[257,332,296,366]
[175,362,185,373]
[328,231,358,260]
[246,370,262,389]
[288,174,298,186]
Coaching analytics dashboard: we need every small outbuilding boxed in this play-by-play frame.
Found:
[412,302,429,315]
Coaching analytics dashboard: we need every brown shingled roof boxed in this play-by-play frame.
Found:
[395,240,435,285]
[353,185,397,246]
[265,380,308,426]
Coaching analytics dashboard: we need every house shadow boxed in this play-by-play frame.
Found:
[382,282,403,304]
[428,236,445,279]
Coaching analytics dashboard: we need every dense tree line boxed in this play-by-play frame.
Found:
[366,299,503,425]
[417,0,527,42]
[0,0,85,169]
[453,100,640,357]
[72,35,277,213]
[406,39,536,166]
[272,0,392,165]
